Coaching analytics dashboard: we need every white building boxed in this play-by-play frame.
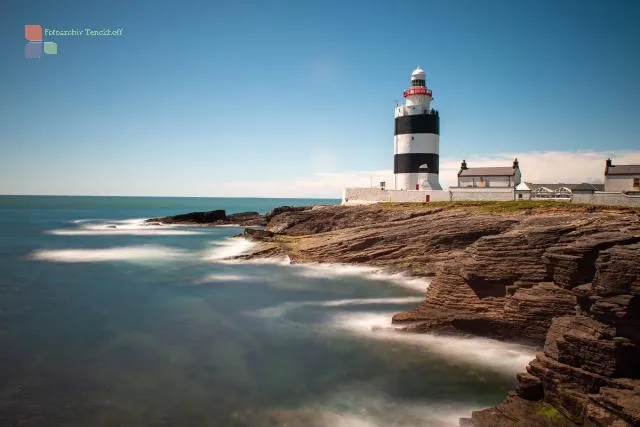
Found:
[604,158,640,193]
[453,158,521,188]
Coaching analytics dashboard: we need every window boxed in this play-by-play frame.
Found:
[518,194,523,199]
[634,178,640,187]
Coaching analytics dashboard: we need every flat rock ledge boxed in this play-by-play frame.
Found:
[146,210,267,227]
[235,202,640,426]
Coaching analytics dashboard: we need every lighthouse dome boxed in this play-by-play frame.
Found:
[411,66,425,80]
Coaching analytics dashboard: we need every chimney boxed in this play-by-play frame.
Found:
[461,160,468,170]
[513,158,519,169]
[606,158,612,168]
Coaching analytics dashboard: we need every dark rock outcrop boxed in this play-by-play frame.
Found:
[236,202,640,426]
[467,242,640,426]
[146,210,266,226]
[264,206,312,223]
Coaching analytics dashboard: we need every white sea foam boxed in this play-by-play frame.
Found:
[201,237,292,264]
[328,311,535,374]
[311,405,479,427]
[194,273,253,284]
[71,218,100,224]
[252,297,424,319]
[224,256,292,265]
[50,218,204,236]
[202,238,256,261]
[305,389,486,427]
[29,245,189,263]
[290,263,431,293]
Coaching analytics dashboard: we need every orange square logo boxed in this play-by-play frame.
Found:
[25,25,42,41]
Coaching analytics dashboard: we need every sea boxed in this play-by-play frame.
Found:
[0,196,535,427]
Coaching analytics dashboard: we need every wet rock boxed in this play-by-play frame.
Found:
[146,210,266,226]
[148,209,226,224]
[265,205,312,222]
[516,372,544,401]
[241,228,274,240]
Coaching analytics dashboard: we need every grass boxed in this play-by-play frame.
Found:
[377,200,640,214]
[537,404,561,419]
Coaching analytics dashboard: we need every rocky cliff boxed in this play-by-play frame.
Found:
[237,202,640,426]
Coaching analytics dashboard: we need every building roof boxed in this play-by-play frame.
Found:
[524,182,604,192]
[459,167,517,177]
[411,66,425,79]
[605,164,640,176]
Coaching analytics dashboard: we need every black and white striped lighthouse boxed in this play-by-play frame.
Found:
[393,67,442,191]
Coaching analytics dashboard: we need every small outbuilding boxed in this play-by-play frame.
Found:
[455,158,521,188]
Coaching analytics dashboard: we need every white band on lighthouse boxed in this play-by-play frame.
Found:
[393,66,442,191]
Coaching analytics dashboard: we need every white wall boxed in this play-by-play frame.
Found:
[457,176,512,188]
[343,188,640,207]
[343,187,516,204]
[449,187,514,201]
[572,192,640,207]
[605,175,640,192]
[343,188,450,204]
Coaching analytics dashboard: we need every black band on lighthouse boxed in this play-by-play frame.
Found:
[394,114,439,135]
[394,153,440,174]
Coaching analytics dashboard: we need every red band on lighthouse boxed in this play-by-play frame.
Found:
[403,87,432,98]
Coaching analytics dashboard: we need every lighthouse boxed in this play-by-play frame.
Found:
[393,67,442,191]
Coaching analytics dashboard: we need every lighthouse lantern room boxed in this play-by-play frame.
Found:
[393,67,442,191]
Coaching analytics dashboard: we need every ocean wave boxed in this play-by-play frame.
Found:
[290,263,430,293]
[252,297,424,319]
[328,311,535,374]
[294,388,487,427]
[202,238,256,261]
[29,245,189,263]
[194,273,254,284]
[222,256,292,265]
[50,218,205,236]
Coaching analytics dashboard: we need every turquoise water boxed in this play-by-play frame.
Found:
[0,196,533,427]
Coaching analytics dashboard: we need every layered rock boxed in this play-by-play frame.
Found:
[146,210,266,226]
[237,202,640,426]
[467,242,640,426]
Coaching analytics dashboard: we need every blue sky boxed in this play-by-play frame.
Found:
[2,0,639,197]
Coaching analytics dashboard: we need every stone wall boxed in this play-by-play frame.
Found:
[572,192,640,207]
[450,188,515,201]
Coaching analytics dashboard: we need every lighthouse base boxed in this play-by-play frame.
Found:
[394,173,442,191]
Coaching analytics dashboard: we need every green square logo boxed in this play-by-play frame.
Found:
[44,42,57,55]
